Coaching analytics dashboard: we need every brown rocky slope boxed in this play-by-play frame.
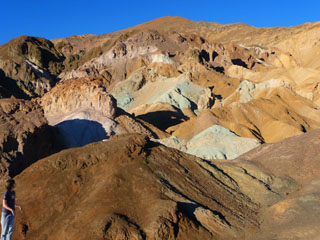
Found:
[10,133,288,240]
[8,128,320,239]
[237,128,320,239]
[0,98,54,179]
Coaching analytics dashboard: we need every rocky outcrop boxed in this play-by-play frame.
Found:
[40,76,163,147]
[41,77,117,122]
[40,77,117,148]
[112,72,214,112]
[0,99,54,178]
[211,85,320,143]
[156,125,260,160]
[114,110,160,139]
[0,36,64,98]
[221,79,293,106]
[57,30,169,83]
[0,36,64,73]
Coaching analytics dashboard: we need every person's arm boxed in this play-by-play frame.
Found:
[15,204,23,213]
[2,199,15,216]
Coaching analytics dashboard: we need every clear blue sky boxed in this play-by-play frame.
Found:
[1,0,320,45]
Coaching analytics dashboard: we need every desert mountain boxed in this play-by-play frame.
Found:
[0,16,320,240]
[1,18,320,148]
[51,17,320,147]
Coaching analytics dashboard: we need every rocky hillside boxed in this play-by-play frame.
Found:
[0,98,54,178]
[2,18,320,149]
[9,129,320,240]
[11,134,287,240]
[0,36,64,98]
[5,19,320,145]
[238,129,320,239]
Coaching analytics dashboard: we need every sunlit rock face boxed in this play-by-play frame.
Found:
[40,77,117,148]
[0,36,64,99]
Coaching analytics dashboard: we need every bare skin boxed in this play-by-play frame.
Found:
[2,183,23,217]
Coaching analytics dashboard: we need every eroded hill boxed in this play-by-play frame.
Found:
[10,134,289,240]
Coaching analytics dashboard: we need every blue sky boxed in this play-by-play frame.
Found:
[1,0,319,45]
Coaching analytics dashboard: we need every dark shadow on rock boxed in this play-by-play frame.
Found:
[8,125,56,177]
[115,107,159,139]
[300,124,307,133]
[210,65,225,74]
[231,59,248,68]
[0,69,31,100]
[189,100,198,112]
[136,109,189,132]
[249,128,265,144]
[214,94,223,100]
[200,50,210,63]
[0,85,12,99]
[212,51,219,62]
[177,201,231,227]
[177,202,200,227]
[2,135,19,153]
[54,119,108,149]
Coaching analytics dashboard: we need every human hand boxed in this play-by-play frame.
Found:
[11,209,15,216]
[18,206,24,214]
